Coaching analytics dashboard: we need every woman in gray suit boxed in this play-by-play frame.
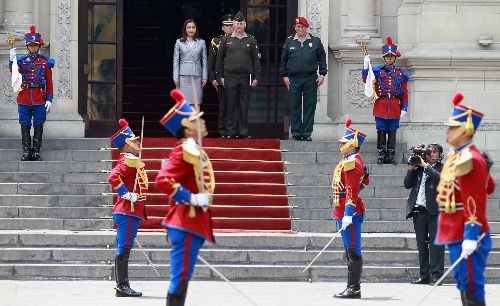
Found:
[173,19,207,112]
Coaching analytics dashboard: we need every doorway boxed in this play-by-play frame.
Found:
[80,0,296,138]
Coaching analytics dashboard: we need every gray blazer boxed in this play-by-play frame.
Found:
[173,38,207,81]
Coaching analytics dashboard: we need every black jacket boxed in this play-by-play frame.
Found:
[403,162,443,218]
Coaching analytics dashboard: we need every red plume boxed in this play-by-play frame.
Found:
[118,118,128,127]
[386,36,393,45]
[30,25,36,34]
[345,117,352,128]
[451,92,464,105]
[170,89,185,102]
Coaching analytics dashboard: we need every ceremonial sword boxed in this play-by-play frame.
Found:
[303,228,343,272]
[417,232,487,306]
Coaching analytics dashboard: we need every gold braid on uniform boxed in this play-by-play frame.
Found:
[437,148,473,213]
[331,161,345,207]
[182,138,216,218]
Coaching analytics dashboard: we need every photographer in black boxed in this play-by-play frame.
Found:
[404,143,445,285]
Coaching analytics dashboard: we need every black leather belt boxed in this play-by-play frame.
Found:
[24,83,43,88]
[380,93,401,99]
[413,205,427,213]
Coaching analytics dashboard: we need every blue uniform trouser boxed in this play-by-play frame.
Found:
[375,116,399,132]
[167,228,205,294]
[447,233,492,303]
[113,213,141,256]
[18,104,46,128]
[289,74,318,138]
[337,214,364,256]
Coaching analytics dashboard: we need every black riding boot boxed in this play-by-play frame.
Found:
[376,130,386,165]
[166,282,189,306]
[115,249,142,297]
[386,131,398,165]
[334,249,362,299]
[32,125,43,161]
[21,125,32,161]
[461,290,485,306]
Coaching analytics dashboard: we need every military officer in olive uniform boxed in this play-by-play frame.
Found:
[208,14,233,138]
[215,11,261,139]
[279,16,327,141]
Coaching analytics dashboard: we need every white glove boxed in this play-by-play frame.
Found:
[400,110,407,118]
[9,48,16,61]
[363,55,370,69]
[461,239,478,259]
[341,215,353,230]
[190,193,211,208]
[122,192,139,204]
[45,101,52,113]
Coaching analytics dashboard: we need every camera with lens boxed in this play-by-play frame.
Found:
[408,144,431,166]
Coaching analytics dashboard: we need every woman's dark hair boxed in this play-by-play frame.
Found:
[180,19,199,42]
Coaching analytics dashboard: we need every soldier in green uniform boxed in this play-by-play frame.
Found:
[279,16,327,141]
[215,11,261,139]
[208,13,233,138]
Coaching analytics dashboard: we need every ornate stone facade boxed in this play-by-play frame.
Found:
[57,0,72,99]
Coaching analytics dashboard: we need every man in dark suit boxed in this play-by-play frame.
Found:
[404,143,445,285]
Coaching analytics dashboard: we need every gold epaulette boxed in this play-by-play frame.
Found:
[182,138,201,166]
[123,153,144,169]
[343,159,356,171]
[455,148,473,177]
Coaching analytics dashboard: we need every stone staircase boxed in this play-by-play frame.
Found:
[0,138,499,283]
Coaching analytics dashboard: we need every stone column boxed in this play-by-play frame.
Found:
[326,0,381,141]
[398,0,500,150]
[342,0,379,39]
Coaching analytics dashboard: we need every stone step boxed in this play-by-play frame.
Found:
[0,149,110,162]
[285,163,409,175]
[0,218,113,231]
[1,231,498,250]
[287,185,406,198]
[0,161,110,173]
[0,183,110,195]
[2,247,500,266]
[0,172,109,184]
[0,262,498,282]
[285,174,406,187]
[280,141,407,153]
[0,138,109,150]
[292,220,500,233]
[282,152,409,164]
[0,206,111,219]
[0,195,112,207]
[290,208,500,221]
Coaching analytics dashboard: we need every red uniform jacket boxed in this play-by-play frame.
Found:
[155,140,215,243]
[331,154,369,219]
[362,65,408,119]
[108,153,148,220]
[11,54,54,105]
[436,144,495,244]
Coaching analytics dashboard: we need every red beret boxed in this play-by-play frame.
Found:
[295,16,309,27]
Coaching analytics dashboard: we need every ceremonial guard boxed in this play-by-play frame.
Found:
[155,89,215,306]
[331,118,369,299]
[362,37,409,165]
[435,92,495,306]
[208,14,233,138]
[108,119,148,297]
[9,25,54,161]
